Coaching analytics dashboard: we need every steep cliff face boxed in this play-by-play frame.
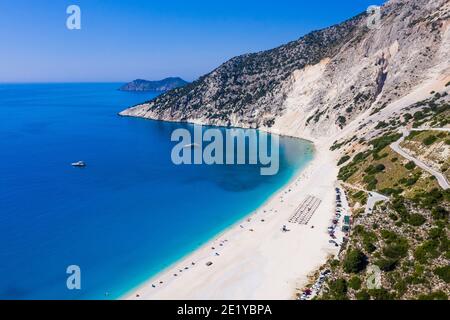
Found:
[121,0,449,141]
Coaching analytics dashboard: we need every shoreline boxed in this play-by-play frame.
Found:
[118,112,316,145]
[121,131,339,300]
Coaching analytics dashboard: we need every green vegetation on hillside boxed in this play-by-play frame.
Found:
[401,130,450,181]
[319,124,450,300]
[339,143,438,197]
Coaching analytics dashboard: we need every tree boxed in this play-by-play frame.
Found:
[328,278,348,300]
[383,240,409,260]
[375,258,398,272]
[423,135,437,146]
[343,249,368,273]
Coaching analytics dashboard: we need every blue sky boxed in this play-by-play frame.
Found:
[0,0,385,83]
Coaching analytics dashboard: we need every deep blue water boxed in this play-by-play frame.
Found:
[0,83,313,299]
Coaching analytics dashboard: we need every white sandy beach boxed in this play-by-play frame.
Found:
[124,138,339,300]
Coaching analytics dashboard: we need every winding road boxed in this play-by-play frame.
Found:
[390,128,449,190]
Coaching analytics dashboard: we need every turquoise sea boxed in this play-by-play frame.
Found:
[0,83,313,299]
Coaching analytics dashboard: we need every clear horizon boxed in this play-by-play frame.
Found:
[1,0,385,83]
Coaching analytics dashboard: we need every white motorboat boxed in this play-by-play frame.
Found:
[71,161,86,167]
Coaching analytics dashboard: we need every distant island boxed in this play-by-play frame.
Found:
[119,77,188,92]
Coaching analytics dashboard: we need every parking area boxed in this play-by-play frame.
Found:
[327,187,351,248]
[299,269,331,300]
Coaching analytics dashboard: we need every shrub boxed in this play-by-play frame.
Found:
[423,135,437,146]
[413,111,426,121]
[403,113,412,122]
[402,176,420,187]
[363,175,378,190]
[364,165,374,173]
[337,116,347,126]
[380,231,409,261]
[353,225,364,235]
[404,274,425,285]
[343,249,368,273]
[380,187,403,196]
[418,291,448,300]
[368,288,394,300]
[364,242,377,253]
[405,161,416,170]
[383,242,409,260]
[373,152,388,160]
[389,213,398,221]
[355,290,370,300]
[391,197,409,222]
[380,229,397,241]
[338,164,358,181]
[408,213,426,226]
[353,151,371,162]
[328,278,348,300]
[360,230,377,253]
[365,164,385,174]
[393,280,407,297]
[363,175,377,184]
[414,240,439,264]
[338,155,351,166]
[433,266,450,283]
[348,276,362,290]
[375,121,388,129]
[329,259,340,268]
[428,227,443,240]
[370,133,402,154]
[352,191,367,205]
[414,188,445,209]
[439,234,449,253]
[432,206,448,220]
[375,258,398,272]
